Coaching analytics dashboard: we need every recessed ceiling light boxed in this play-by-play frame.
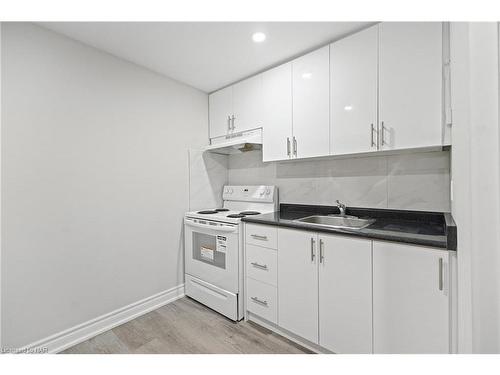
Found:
[344,105,353,111]
[252,32,266,43]
[301,72,312,79]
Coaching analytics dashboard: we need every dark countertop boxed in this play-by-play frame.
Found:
[242,203,457,250]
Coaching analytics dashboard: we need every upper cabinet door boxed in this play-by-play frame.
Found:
[318,234,373,353]
[373,241,450,353]
[232,74,263,133]
[292,46,330,159]
[379,22,443,150]
[262,63,293,162]
[209,86,233,138]
[277,228,319,344]
[331,25,378,155]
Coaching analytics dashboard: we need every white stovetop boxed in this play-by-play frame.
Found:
[185,207,274,224]
[186,185,278,224]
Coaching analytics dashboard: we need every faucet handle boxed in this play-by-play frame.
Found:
[336,200,346,208]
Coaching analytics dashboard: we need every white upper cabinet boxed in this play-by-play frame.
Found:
[373,241,450,353]
[330,25,378,155]
[277,228,319,344]
[292,46,330,159]
[262,63,293,162]
[209,22,444,156]
[208,75,262,139]
[379,22,443,150]
[209,86,233,139]
[318,234,373,353]
[232,74,263,134]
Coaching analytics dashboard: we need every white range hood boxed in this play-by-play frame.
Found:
[205,128,262,155]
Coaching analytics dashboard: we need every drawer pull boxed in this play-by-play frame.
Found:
[250,234,268,241]
[251,296,268,306]
[250,262,268,270]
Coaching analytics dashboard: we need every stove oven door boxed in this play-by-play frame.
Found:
[184,217,239,293]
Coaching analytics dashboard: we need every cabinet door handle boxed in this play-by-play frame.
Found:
[293,136,297,157]
[251,296,268,306]
[250,234,268,241]
[319,239,325,263]
[371,123,377,148]
[287,137,291,157]
[310,237,316,262]
[381,121,386,146]
[250,262,268,270]
[227,115,231,132]
[231,115,236,130]
[439,258,443,291]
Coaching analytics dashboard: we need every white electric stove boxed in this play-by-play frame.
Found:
[184,185,278,321]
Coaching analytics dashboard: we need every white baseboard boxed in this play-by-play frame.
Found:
[21,284,185,354]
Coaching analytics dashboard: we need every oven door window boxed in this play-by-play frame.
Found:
[192,232,226,269]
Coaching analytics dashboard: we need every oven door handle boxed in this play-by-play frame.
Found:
[184,219,238,233]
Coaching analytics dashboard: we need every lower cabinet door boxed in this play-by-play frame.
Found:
[277,228,319,344]
[318,234,373,353]
[373,241,450,353]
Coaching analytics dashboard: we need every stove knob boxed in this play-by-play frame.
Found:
[265,188,271,195]
[229,188,233,194]
[224,188,230,194]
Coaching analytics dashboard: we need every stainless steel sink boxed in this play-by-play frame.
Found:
[295,215,375,230]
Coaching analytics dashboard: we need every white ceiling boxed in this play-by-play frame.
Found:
[39,22,374,93]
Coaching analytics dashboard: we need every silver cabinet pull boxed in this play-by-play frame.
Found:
[231,115,236,130]
[380,121,386,146]
[287,137,291,157]
[319,239,325,263]
[370,123,377,148]
[250,234,268,241]
[250,262,268,270]
[227,115,231,132]
[439,258,443,291]
[311,237,316,262]
[251,296,268,306]
[293,136,297,157]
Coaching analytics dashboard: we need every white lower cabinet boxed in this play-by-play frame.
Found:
[277,228,319,343]
[373,241,450,353]
[318,234,373,353]
[246,225,452,354]
[276,229,372,351]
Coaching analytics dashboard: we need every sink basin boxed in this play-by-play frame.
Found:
[295,215,375,230]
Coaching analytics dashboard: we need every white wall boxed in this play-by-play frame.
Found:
[228,150,451,212]
[1,23,208,348]
[451,22,500,353]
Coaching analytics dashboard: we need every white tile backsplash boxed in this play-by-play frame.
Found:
[386,151,451,211]
[188,149,228,211]
[227,150,451,212]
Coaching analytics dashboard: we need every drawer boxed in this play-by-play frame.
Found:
[185,274,238,321]
[246,244,277,286]
[245,223,277,249]
[246,278,277,324]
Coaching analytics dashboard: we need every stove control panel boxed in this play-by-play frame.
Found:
[223,185,277,203]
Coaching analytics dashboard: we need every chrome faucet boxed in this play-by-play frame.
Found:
[336,200,347,216]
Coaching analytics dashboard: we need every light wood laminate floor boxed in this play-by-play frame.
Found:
[62,297,312,354]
